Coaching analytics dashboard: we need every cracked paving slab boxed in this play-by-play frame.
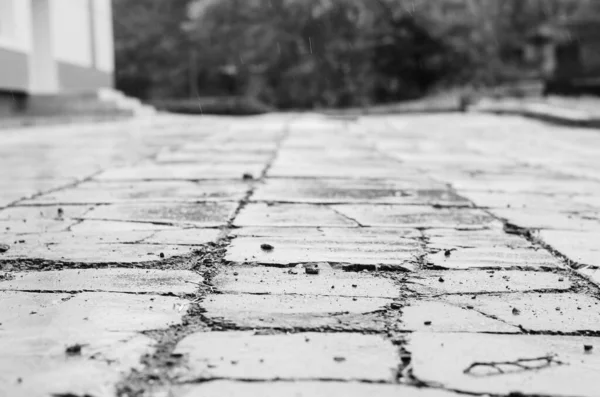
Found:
[444,292,600,332]
[407,332,600,397]
[406,270,572,294]
[0,269,203,294]
[202,293,394,330]
[226,227,421,269]
[173,332,398,382]
[213,266,400,298]
[0,291,187,397]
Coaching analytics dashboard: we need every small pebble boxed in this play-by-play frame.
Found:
[0,244,9,253]
[159,252,165,258]
[233,272,239,276]
[584,345,593,353]
[424,321,432,326]
[438,277,445,283]
[333,357,346,362]
[260,243,274,251]
[65,344,83,356]
[305,265,319,275]
[352,284,357,288]
[512,308,520,315]
[242,173,253,180]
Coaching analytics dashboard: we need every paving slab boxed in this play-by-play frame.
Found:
[213,266,400,298]
[0,269,203,294]
[0,332,154,397]
[234,203,358,227]
[427,247,562,270]
[201,293,392,330]
[0,241,195,264]
[445,292,600,332]
[539,230,600,267]
[424,228,532,250]
[227,227,420,269]
[173,332,398,382]
[157,381,462,397]
[0,218,76,234]
[492,208,600,231]
[0,291,187,397]
[333,205,499,229]
[401,300,519,333]
[252,178,466,205]
[24,180,249,204]
[408,332,600,397]
[96,163,265,181]
[83,202,237,227]
[406,270,572,294]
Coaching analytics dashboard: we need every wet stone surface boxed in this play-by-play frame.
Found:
[201,293,393,330]
[226,227,421,269]
[173,332,398,382]
[3,114,600,396]
[213,265,400,298]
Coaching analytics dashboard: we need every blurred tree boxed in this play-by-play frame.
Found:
[113,0,192,99]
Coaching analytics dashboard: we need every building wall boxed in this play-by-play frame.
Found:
[0,0,114,94]
[0,0,32,91]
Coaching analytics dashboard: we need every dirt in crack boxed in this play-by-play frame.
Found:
[116,237,231,397]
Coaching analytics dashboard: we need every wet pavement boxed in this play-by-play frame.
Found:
[0,113,600,397]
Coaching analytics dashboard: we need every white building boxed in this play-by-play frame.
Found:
[0,0,115,115]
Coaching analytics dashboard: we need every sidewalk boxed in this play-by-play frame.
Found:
[0,112,599,397]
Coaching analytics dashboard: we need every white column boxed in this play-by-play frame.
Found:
[28,0,58,93]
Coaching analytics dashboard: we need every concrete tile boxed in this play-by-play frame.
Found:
[24,180,248,204]
[227,227,420,269]
[445,293,600,332]
[424,228,532,250]
[539,230,600,267]
[83,202,237,227]
[174,332,398,382]
[234,203,357,227]
[333,205,498,229]
[0,269,203,294]
[0,241,195,263]
[401,300,518,333]
[158,381,462,397]
[0,219,76,234]
[407,270,572,294]
[70,220,177,232]
[0,291,187,397]
[408,333,600,397]
[213,266,400,298]
[428,247,562,270]
[201,293,392,329]
[252,178,466,205]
